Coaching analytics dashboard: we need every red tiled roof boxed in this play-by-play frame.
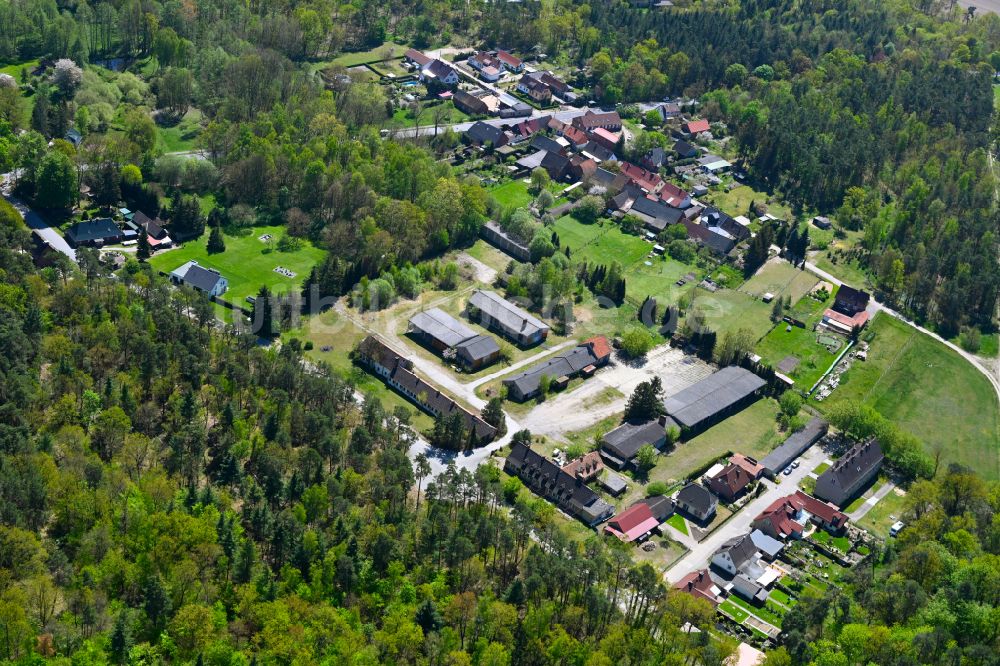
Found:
[674,569,719,606]
[405,49,432,66]
[730,453,764,478]
[605,502,659,542]
[497,50,522,67]
[591,127,620,144]
[659,182,689,207]
[823,308,869,330]
[620,162,664,192]
[710,463,752,498]
[562,126,588,146]
[561,451,604,480]
[685,119,710,134]
[755,491,848,538]
[584,336,612,362]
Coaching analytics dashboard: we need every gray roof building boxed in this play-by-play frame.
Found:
[169,260,228,296]
[712,534,759,575]
[662,366,766,435]
[467,290,549,346]
[599,417,674,469]
[465,121,507,147]
[629,194,684,232]
[750,529,784,559]
[760,417,828,478]
[641,495,675,522]
[64,218,122,247]
[814,439,884,507]
[503,341,608,402]
[505,442,614,526]
[409,308,477,348]
[675,483,718,522]
[530,134,564,155]
[454,334,500,367]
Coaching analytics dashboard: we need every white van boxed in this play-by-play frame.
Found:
[889,521,905,537]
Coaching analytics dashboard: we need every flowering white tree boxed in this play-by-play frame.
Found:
[52,59,83,96]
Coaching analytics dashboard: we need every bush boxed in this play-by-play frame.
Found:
[646,481,671,496]
[959,327,981,353]
[620,327,654,358]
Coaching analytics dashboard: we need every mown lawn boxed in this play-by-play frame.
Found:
[330,42,408,67]
[756,324,840,390]
[718,600,749,624]
[659,399,783,480]
[727,595,782,627]
[0,59,38,78]
[665,513,689,536]
[858,487,908,537]
[157,108,204,153]
[149,225,327,305]
[686,289,775,340]
[491,180,535,209]
[742,260,818,304]
[817,314,1000,479]
[554,216,652,268]
[390,100,470,128]
[701,184,793,222]
[625,256,697,304]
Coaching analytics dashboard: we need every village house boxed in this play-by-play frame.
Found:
[169,260,228,297]
[822,284,871,336]
[675,483,718,523]
[682,118,711,136]
[504,442,614,526]
[356,336,497,442]
[604,501,660,543]
[496,50,524,72]
[674,569,722,606]
[453,89,490,116]
[503,336,611,402]
[464,121,509,148]
[420,59,460,87]
[64,218,123,248]
[516,75,553,103]
[467,289,550,346]
[752,490,849,540]
[561,451,604,482]
[814,439,884,507]
[707,462,756,503]
[404,48,433,69]
[573,109,623,132]
[620,162,665,194]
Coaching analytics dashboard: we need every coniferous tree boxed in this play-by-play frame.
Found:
[207,226,225,254]
[137,230,151,261]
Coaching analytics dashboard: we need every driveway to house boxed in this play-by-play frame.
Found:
[804,259,1000,403]
[847,480,897,522]
[663,445,828,584]
[2,175,77,262]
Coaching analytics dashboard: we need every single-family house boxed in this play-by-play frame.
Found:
[642,147,668,170]
[659,182,691,209]
[465,121,509,147]
[588,167,629,193]
[169,260,228,297]
[496,50,524,72]
[833,284,870,315]
[674,569,722,606]
[814,439,883,507]
[517,75,553,103]
[752,490,849,540]
[707,462,756,502]
[64,218,123,247]
[530,134,565,155]
[569,154,598,181]
[673,139,699,158]
[588,127,621,152]
[711,534,760,576]
[420,59,459,86]
[467,289,549,346]
[404,49,433,68]
[675,483,718,523]
[132,211,173,248]
[683,119,710,136]
[604,501,660,543]
[505,441,614,526]
[620,162,664,194]
[540,150,572,181]
[468,51,502,72]
[628,194,684,233]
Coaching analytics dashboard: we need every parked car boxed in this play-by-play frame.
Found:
[782,468,793,476]
[791,461,800,469]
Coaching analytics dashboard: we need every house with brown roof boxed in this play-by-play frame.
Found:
[505,442,614,526]
[620,162,664,194]
[752,490,848,541]
[356,336,496,443]
[404,49,433,68]
[604,502,660,543]
[496,50,524,72]
[573,110,623,132]
[683,119,710,135]
[659,182,691,209]
[517,75,552,103]
[453,90,490,116]
[561,451,604,482]
[707,463,755,502]
[589,127,620,152]
[730,454,764,479]
[674,569,722,606]
[569,154,598,181]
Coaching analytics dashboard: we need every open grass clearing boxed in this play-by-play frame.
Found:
[755,323,839,390]
[330,42,409,67]
[701,183,793,222]
[686,288,775,340]
[390,100,470,128]
[0,59,38,78]
[816,314,1000,479]
[655,399,783,482]
[625,256,699,304]
[157,108,204,153]
[149,225,326,305]
[727,595,783,627]
[718,600,750,624]
[742,260,819,304]
[553,216,652,268]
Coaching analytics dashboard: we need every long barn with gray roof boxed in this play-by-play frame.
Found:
[661,366,766,437]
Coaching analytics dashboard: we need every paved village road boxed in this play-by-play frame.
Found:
[663,445,828,584]
[2,175,77,262]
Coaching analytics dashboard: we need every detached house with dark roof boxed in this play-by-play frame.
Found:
[505,442,614,526]
[453,90,490,116]
[465,121,509,148]
[675,483,718,523]
[64,218,123,247]
[711,534,760,576]
[169,261,228,297]
[814,439,883,507]
[573,110,622,132]
[420,59,459,86]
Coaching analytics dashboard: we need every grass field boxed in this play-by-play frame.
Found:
[157,108,204,153]
[657,399,783,481]
[811,251,871,290]
[491,180,536,209]
[701,184,793,222]
[687,289,775,340]
[625,256,697,303]
[0,59,38,78]
[727,595,782,627]
[390,100,470,128]
[718,600,750,624]
[553,216,652,267]
[149,226,326,305]
[817,314,1000,479]
[756,324,840,390]
[858,487,908,537]
[330,42,408,67]
[742,261,818,304]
